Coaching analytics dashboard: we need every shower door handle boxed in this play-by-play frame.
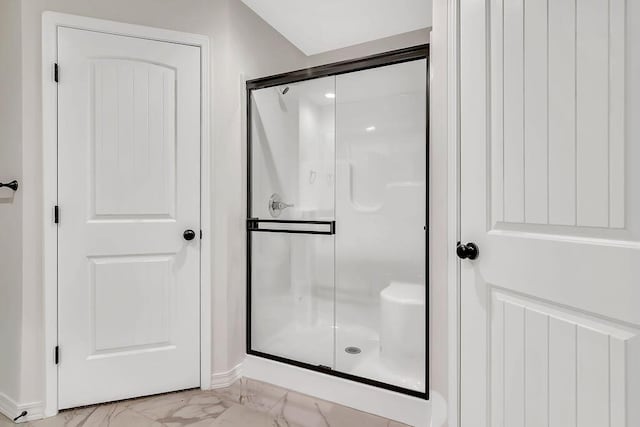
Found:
[247,218,335,235]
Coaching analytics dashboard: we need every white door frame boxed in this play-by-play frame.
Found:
[42,12,211,417]
[446,1,461,426]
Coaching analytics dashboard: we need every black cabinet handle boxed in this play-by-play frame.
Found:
[183,229,196,241]
[0,180,18,191]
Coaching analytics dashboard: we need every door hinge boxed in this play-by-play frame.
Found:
[54,346,59,365]
[200,230,203,239]
[54,205,59,224]
[54,63,59,83]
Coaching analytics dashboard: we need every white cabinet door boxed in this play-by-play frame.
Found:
[57,27,201,409]
[460,0,640,426]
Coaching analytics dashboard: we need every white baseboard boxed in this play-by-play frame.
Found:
[209,363,243,389]
[0,393,44,424]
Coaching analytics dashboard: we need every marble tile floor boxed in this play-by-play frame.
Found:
[0,379,411,427]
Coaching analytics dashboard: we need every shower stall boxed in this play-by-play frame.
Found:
[246,46,428,398]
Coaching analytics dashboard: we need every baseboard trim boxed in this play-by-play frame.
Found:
[0,393,44,424]
[209,363,243,389]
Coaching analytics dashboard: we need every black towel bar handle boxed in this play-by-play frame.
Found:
[0,180,18,191]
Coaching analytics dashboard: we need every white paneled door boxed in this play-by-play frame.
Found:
[460,0,640,426]
[57,28,201,409]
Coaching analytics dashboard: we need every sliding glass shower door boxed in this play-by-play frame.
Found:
[247,49,428,397]
[334,60,427,393]
[248,76,337,368]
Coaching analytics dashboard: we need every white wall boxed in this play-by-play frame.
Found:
[334,61,427,304]
[0,0,24,408]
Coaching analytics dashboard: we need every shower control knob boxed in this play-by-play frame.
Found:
[268,193,294,218]
[183,229,196,241]
[456,242,479,260]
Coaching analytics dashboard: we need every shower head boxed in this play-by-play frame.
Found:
[280,86,290,95]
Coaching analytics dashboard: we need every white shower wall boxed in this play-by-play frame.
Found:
[335,61,426,312]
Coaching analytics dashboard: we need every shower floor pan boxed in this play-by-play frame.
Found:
[256,321,425,393]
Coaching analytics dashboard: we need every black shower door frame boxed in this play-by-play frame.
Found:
[245,44,430,399]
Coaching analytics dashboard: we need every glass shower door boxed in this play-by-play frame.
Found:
[334,59,427,393]
[247,76,336,368]
[247,52,428,397]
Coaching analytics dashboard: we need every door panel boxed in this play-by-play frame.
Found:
[58,27,201,408]
[333,60,427,392]
[92,59,176,218]
[461,0,640,426]
[248,77,336,369]
[490,290,637,427]
[492,0,626,229]
[91,255,173,352]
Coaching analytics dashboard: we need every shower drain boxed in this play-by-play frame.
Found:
[344,346,362,355]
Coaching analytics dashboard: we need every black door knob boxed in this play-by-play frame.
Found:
[456,242,479,260]
[183,229,196,241]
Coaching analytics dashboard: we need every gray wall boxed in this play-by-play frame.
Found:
[306,28,429,66]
